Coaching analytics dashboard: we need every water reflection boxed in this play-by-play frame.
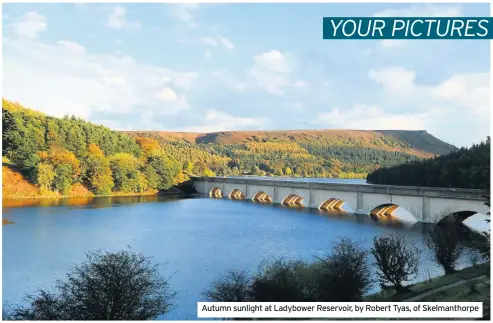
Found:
[2,195,180,210]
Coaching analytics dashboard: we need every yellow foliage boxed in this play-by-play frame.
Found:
[88,143,104,157]
[136,137,161,156]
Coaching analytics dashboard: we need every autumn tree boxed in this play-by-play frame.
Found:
[109,153,144,193]
[36,162,55,191]
[136,137,161,157]
[146,154,180,190]
[84,144,114,195]
[37,147,81,194]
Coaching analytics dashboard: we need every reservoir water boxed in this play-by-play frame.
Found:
[2,178,479,320]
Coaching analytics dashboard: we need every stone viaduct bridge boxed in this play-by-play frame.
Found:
[193,177,489,223]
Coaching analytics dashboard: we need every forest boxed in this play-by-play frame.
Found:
[2,100,182,198]
[2,99,460,198]
[366,137,490,189]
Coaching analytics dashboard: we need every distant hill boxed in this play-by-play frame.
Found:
[375,130,457,156]
[124,129,457,179]
[124,129,456,157]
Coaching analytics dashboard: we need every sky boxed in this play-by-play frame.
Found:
[2,3,490,148]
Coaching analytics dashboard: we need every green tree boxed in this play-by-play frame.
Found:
[143,164,159,190]
[36,162,55,191]
[84,144,114,195]
[53,164,75,194]
[146,155,180,190]
[40,147,81,195]
[109,153,143,193]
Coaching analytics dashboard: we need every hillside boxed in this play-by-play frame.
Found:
[2,99,459,200]
[125,129,455,157]
[366,137,490,189]
[124,129,456,178]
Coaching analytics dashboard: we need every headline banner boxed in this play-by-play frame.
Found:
[322,17,493,39]
[198,302,483,318]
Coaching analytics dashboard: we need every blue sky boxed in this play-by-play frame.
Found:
[2,3,490,148]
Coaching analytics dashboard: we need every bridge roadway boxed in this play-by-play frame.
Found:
[193,177,489,223]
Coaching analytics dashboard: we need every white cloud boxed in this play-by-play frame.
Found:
[248,50,299,95]
[369,66,489,115]
[182,110,267,133]
[219,37,235,51]
[431,73,489,115]
[155,87,189,109]
[374,4,462,17]
[56,40,86,54]
[368,67,416,94]
[365,66,489,146]
[199,36,235,51]
[9,12,47,39]
[313,103,429,130]
[107,6,141,30]
[3,37,197,121]
[168,3,200,29]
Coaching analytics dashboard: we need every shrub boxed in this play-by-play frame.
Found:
[203,269,252,302]
[316,237,372,301]
[426,224,464,274]
[371,234,420,291]
[7,249,175,320]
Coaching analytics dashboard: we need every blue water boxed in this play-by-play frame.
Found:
[2,194,474,320]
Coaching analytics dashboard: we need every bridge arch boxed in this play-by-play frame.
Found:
[228,189,245,200]
[432,205,489,225]
[319,198,347,212]
[369,203,417,223]
[252,191,272,203]
[437,210,478,225]
[282,194,304,207]
[209,187,223,198]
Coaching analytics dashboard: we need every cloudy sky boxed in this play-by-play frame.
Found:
[2,3,490,148]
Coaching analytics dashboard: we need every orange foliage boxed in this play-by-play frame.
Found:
[68,183,94,198]
[42,147,81,179]
[2,166,41,199]
[135,137,161,156]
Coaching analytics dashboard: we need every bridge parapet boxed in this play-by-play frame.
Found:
[196,177,485,200]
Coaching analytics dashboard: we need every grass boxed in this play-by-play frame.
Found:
[365,263,490,302]
[306,264,490,321]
